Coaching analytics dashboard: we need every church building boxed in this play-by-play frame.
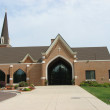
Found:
[0,12,110,86]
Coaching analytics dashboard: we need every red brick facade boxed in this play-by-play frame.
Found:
[0,37,110,86]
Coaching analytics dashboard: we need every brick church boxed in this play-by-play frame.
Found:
[0,12,110,86]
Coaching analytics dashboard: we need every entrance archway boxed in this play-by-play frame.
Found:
[48,57,72,85]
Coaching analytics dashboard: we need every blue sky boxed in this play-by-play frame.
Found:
[0,0,110,51]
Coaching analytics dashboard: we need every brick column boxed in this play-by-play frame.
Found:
[41,55,46,86]
[26,65,30,84]
[9,65,13,85]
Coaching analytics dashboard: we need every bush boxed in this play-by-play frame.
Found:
[23,88,31,91]
[80,81,110,88]
[88,81,98,87]
[45,80,48,85]
[14,85,19,89]
[19,81,28,87]
[71,79,75,85]
[80,81,89,86]
[30,84,35,88]
[102,83,110,88]
[80,81,98,87]
[0,81,6,88]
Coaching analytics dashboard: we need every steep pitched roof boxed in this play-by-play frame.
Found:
[20,54,36,63]
[43,34,77,56]
[0,46,109,63]
[0,12,9,44]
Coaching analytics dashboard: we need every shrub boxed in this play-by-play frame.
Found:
[23,88,31,91]
[80,81,110,88]
[30,84,35,88]
[19,81,28,87]
[97,84,104,87]
[14,85,19,89]
[45,80,48,85]
[80,81,98,87]
[88,81,98,87]
[80,81,89,86]
[71,79,75,85]
[0,81,6,88]
[102,83,110,88]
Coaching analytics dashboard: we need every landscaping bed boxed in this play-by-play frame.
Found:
[0,81,35,92]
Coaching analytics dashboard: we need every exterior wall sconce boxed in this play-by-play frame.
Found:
[27,65,30,67]
[10,65,13,68]
[9,78,13,80]
[26,77,29,80]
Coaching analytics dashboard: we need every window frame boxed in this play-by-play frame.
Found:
[85,70,96,81]
[108,70,110,81]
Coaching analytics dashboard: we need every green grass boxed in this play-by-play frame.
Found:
[82,86,110,104]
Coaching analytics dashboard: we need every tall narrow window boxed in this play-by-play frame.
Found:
[86,70,95,80]
[7,74,10,83]
[1,37,4,44]
[109,70,110,80]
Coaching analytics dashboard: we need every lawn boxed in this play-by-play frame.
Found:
[82,86,110,104]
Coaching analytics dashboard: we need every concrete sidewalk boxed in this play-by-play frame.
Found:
[0,86,109,110]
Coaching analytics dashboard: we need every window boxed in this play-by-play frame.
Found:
[1,37,4,44]
[0,70,5,81]
[109,70,110,79]
[13,69,26,83]
[86,70,95,80]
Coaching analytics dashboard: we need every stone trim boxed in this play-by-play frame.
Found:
[43,34,77,56]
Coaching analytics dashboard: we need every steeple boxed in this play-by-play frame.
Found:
[0,11,11,47]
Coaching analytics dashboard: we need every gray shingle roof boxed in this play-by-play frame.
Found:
[72,47,110,60]
[0,46,110,63]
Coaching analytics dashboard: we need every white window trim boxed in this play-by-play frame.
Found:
[85,79,96,81]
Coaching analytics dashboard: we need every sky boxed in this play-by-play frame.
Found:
[0,0,110,51]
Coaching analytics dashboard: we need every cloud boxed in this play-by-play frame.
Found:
[0,0,110,51]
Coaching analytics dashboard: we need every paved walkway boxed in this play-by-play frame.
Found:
[0,91,17,102]
[0,86,110,110]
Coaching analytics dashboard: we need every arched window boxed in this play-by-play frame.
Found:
[13,69,26,83]
[1,37,4,44]
[0,70,5,81]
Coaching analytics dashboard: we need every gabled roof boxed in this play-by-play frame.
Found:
[42,34,77,56]
[72,47,110,60]
[0,46,48,63]
[0,45,110,64]
[20,54,36,63]
[0,12,9,44]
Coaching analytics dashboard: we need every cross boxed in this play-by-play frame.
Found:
[58,47,61,52]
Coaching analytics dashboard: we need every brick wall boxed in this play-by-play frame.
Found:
[74,61,110,85]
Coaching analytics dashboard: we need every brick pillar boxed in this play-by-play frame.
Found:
[41,60,46,86]
[9,65,13,85]
[26,65,30,84]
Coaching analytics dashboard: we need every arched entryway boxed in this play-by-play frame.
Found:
[0,70,5,81]
[48,57,72,85]
[13,69,26,83]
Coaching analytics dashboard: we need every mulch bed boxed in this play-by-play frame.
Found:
[0,91,17,102]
